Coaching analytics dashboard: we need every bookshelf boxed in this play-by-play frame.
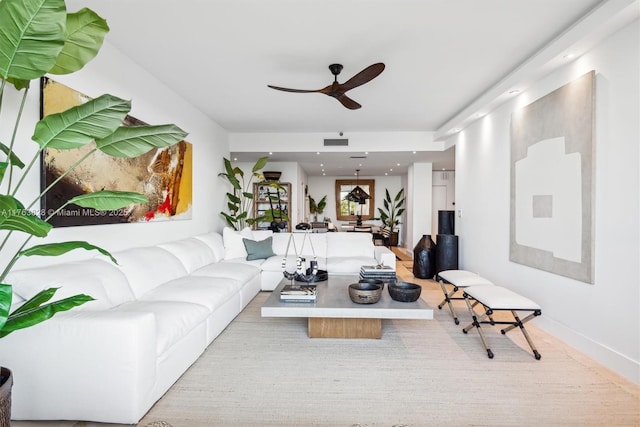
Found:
[253,182,291,232]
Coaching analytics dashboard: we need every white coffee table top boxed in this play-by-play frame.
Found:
[261,275,433,320]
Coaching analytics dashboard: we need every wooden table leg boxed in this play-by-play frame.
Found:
[308,317,382,338]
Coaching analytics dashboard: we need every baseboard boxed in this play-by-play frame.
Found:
[535,316,640,384]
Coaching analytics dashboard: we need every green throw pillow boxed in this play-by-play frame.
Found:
[242,236,275,261]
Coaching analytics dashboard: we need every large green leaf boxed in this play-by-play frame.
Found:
[0,284,12,330]
[0,141,26,169]
[0,194,52,237]
[95,125,188,158]
[7,286,55,316]
[68,190,148,210]
[19,241,117,264]
[0,290,94,338]
[0,0,66,80]
[48,8,109,75]
[252,156,268,173]
[32,94,131,150]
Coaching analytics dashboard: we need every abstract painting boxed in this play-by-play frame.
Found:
[40,77,192,226]
[510,70,595,283]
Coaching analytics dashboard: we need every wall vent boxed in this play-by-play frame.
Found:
[324,138,349,146]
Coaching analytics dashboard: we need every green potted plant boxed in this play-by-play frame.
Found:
[308,195,327,222]
[218,157,288,230]
[375,188,405,246]
[0,0,186,422]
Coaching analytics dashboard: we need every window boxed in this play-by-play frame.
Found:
[335,179,375,222]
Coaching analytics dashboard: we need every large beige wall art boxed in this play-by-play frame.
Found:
[510,70,595,284]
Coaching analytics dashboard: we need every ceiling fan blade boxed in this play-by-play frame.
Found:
[336,94,362,110]
[339,63,385,92]
[267,85,321,93]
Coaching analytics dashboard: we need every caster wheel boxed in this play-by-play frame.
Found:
[454,318,460,325]
[487,349,494,359]
[501,329,506,335]
[534,351,541,360]
[462,328,467,334]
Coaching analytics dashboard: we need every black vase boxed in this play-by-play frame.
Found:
[413,234,436,279]
[435,234,459,274]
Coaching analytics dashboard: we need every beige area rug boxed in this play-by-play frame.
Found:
[134,279,639,427]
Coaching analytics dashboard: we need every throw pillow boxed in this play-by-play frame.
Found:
[243,236,275,261]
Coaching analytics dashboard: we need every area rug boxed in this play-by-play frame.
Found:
[138,285,640,427]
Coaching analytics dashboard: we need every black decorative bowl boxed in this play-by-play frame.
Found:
[358,278,385,290]
[349,282,382,304]
[388,282,422,302]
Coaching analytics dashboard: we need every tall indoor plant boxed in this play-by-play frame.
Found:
[0,0,186,423]
[376,188,405,246]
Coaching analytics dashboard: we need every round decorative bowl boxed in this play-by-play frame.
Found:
[388,282,422,302]
[359,278,385,290]
[263,171,282,181]
[349,282,382,304]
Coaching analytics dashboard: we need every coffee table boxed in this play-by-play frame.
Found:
[261,275,433,339]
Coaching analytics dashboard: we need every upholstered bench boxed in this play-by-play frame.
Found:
[436,269,494,324]
[462,285,542,360]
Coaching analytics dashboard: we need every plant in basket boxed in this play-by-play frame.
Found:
[0,0,187,423]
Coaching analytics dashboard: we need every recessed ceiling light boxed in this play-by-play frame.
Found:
[322,173,326,176]
[563,53,575,59]
[389,168,393,172]
[396,163,400,166]
[233,157,237,161]
[412,151,416,154]
[385,172,388,176]
[320,163,324,167]
[316,151,320,155]
[268,152,273,155]
[364,152,368,155]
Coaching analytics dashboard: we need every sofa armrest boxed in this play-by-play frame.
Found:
[0,310,158,423]
[374,246,397,270]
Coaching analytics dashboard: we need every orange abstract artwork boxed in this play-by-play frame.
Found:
[40,78,193,226]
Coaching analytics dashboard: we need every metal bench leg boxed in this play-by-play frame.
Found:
[462,294,494,359]
[502,311,542,360]
[438,281,461,325]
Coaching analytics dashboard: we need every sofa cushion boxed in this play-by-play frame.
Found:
[7,258,134,311]
[243,236,275,260]
[327,232,374,258]
[157,237,216,273]
[140,276,240,312]
[327,256,378,274]
[192,262,261,284]
[111,247,187,298]
[112,300,209,355]
[271,232,327,257]
[222,227,254,260]
[194,232,225,262]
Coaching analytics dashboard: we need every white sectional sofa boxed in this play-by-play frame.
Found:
[221,227,396,290]
[0,228,395,423]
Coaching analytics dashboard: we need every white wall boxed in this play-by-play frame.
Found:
[447,20,639,382]
[2,40,230,270]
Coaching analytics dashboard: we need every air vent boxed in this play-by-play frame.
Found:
[349,156,367,159]
[324,138,348,146]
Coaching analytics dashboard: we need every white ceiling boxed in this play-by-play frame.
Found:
[66,0,637,175]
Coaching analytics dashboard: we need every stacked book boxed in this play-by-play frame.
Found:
[279,284,317,301]
[360,265,397,284]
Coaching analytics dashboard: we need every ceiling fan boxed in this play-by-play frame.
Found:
[267,63,385,110]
